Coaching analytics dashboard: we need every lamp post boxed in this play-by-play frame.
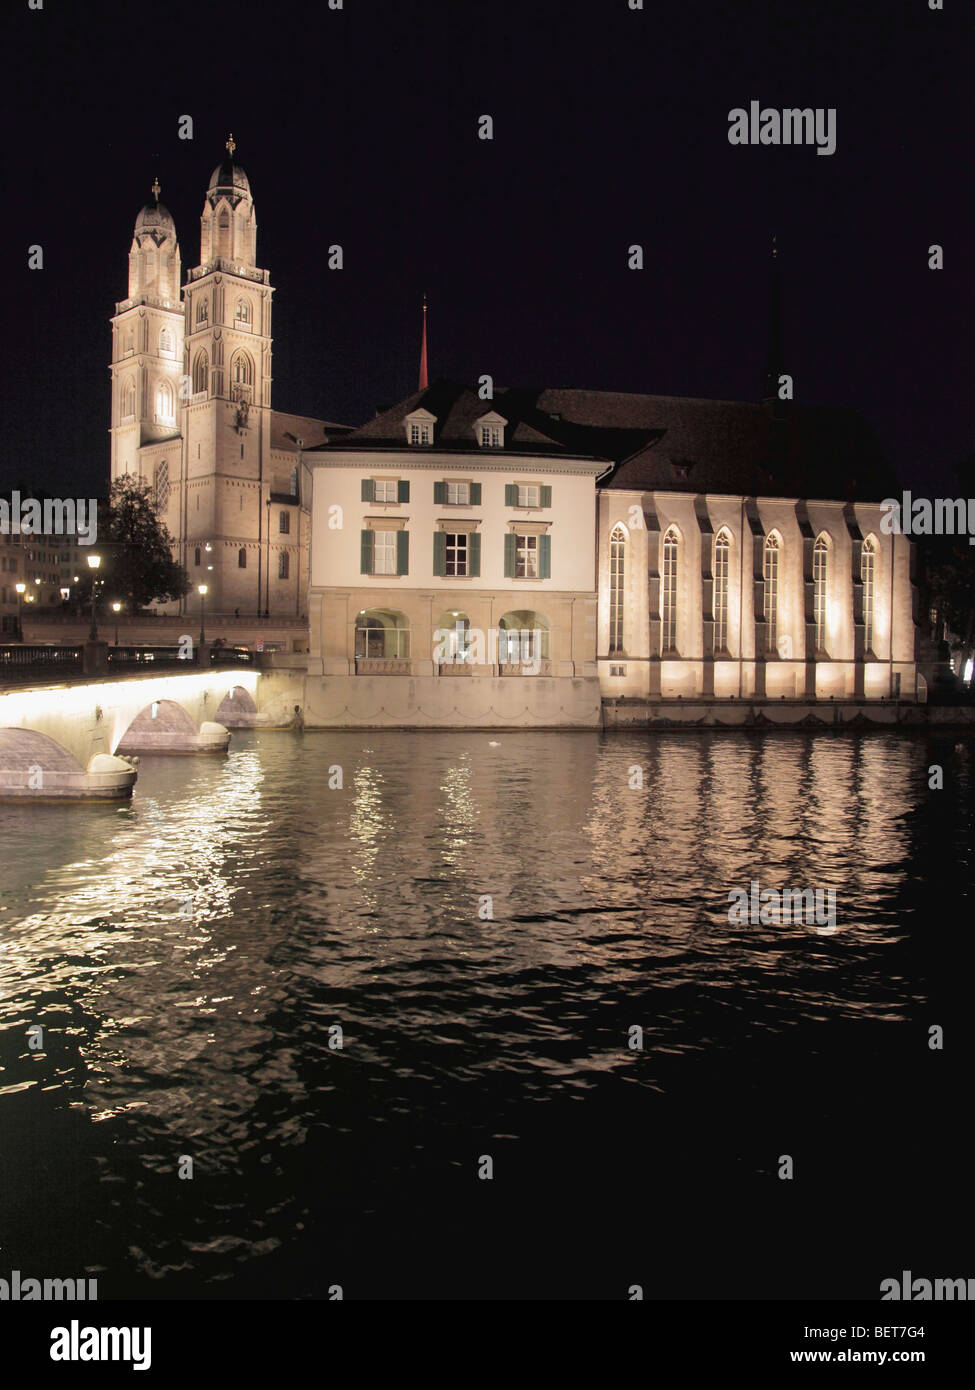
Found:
[112,601,122,646]
[15,582,25,640]
[87,553,102,640]
[198,584,208,644]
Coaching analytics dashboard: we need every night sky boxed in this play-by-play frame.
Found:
[3,0,972,500]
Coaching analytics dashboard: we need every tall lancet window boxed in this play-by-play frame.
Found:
[764,532,780,651]
[155,379,174,423]
[813,535,829,651]
[662,527,679,653]
[231,352,253,387]
[192,350,209,395]
[713,530,731,651]
[609,524,626,653]
[861,536,876,652]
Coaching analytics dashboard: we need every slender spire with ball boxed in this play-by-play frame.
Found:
[418,293,429,391]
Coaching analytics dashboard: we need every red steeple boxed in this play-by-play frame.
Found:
[418,293,429,391]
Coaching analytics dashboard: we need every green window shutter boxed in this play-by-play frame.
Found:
[433,481,446,505]
[468,531,481,577]
[433,530,446,576]
[360,529,374,574]
[504,533,516,578]
[470,482,482,505]
[505,484,517,507]
[398,479,410,503]
[396,530,409,575]
[539,533,551,579]
[540,485,552,507]
[361,478,373,503]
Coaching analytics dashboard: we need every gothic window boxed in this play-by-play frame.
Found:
[192,350,209,394]
[234,298,252,325]
[120,377,135,420]
[159,327,175,356]
[154,461,169,511]
[609,524,626,654]
[238,548,247,569]
[713,530,731,652]
[813,535,829,651]
[661,527,679,653]
[196,298,208,324]
[861,536,876,653]
[155,379,174,422]
[231,352,253,387]
[278,552,290,580]
[763,533,780,652]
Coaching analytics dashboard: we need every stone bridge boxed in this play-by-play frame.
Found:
[0,669,269,799]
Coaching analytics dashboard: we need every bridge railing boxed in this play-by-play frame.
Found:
[0,644,84,682]
[209,647,255,666]
[106,646,194,671]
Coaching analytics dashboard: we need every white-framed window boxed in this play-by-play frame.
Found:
[813,535,829,651]
[714,530,730,652]
[410,422,432,445]
[609,524,626,654]
[517,484,540,508]
[862,536,876,652]
[444,533,468,578]
[446,481,470,505]
[662,527,679,653]
[479,425,502,447]
[373,479,398,504]
[373,530,397,575]
[515,534,538,579]
[764,533,779,652]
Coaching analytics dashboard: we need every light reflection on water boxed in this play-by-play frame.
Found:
[0,730,969,1297]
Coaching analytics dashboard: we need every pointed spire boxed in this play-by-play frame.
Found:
[762,233,784,403]
[151,177,161,202]
[418,292,429,391]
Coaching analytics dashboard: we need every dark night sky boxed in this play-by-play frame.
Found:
[2,0,972,499]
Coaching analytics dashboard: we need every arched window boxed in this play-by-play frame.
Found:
[159,327,175,357]
[234,298,252,325]
[238,547,247,569]
[218,210,230,231]
[231,352,253,386]
[498,610,551,664]
[763,532,780,652]
[155,379,174,422]
[120,377,135,420]
[662,527,679,653]
[861,536,876,653]
[278,552,290,580]
[355,609,411,661]
[813,535,829,651]
[192,350,209,394]
[196,298,208,324]
[609,524,626,654]
[713,530,731,652]
[155,461,169,511]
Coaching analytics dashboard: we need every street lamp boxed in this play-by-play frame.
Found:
[87,553,102,640]
[112,601,122,645]
[15,582,25,640]
[198,583,208,644]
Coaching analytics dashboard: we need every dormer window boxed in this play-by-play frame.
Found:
[404,407,437,447]
[474,410,507,448]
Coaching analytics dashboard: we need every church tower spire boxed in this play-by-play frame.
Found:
[418,293,429,391]
[762,233,785,404]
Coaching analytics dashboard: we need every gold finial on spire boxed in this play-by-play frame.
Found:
[151,177,161,201]
[226,133,236,157]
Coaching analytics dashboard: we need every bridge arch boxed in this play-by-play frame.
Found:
[215,685,258,726]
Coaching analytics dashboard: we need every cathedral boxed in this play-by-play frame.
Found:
[110,137,349,618]
[110,141,919,723]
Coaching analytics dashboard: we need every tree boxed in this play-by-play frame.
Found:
[81,476,188,609]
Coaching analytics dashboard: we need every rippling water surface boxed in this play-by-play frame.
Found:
[0,730,971,1298]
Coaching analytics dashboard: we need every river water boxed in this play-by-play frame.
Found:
[0,730,970,1299]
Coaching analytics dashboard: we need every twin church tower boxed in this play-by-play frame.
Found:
[109,138,344,616]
